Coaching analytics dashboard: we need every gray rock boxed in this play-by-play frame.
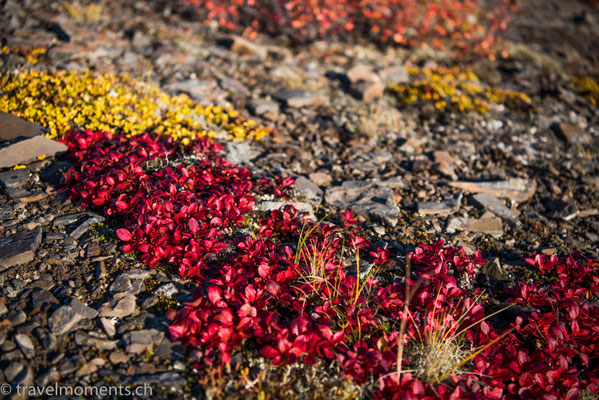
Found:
[110,276,134,293]
[69,214,105,240]
[378,177,406,189]
[155,283,177,297]
[217,76,249,95]
[31,289,60,312]
[325,181,400,226]
[271,88,330,108]
[109,351,129,364]
[4,361,25,381]
[551,122,591,146]
[0,168,30,188]
[0,135,67,169]
[52,212,87,227]
[48,299,96,335]
[48,305,82,335]
[6,309,27,326]
[120,268,152,280]
[0,227,42,271]
[39,160,74,186]
[142,295,159,309]
[162,79,217,102]
[417,194,462,217]
[35,366,59,386]
[4,187,47,203]
[14,334,35,359]
[100,317,116,337]
[248,99,279,116]
[447,217,503,237]
[35,328,56,350]
[120,371,185,389]
[0,113,45,142]
[225,142,261,166]
[59,354,85,375]
[308,171,332,187]
[74,331,118,350]
[13,365,34,398]
[294,176,323,205]
[470,193,518,224]
[220,35,268,59]
[0,301,7,317]
[99,293,137,318]
[448,179,536,202]
[122,329,164,354]
[71,298,99,319]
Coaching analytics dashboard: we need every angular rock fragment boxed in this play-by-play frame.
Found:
[551,122,591,146]
[14,334,35,359]
[417,194,462,217]
[4,188,47,203]
[271,88,330,108]
[248,98,279,117]
[447,216,503,236]
[0,168,30,188]
[0,135,67,169]
[0,227,42,271]
[48,305,82,335]
[470,193,519,224]
[293,176,323,205]
[448,179,536,202]
[0,113,45,142]
[99,293,137,318]
[122,329,164,354]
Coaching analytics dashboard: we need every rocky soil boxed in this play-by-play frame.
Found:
[0,0,598,399]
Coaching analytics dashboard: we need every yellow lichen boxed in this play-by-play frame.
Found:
[573,76,599,106]
[391,67,531,114]
[0,70,270,141]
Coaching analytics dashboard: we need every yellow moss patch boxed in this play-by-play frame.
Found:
[1,45,47,65]
[0,70,270,141]
[573,76,599,106]
[391,67,531,113]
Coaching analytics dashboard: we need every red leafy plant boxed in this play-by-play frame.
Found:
[185,0,518,57]
[62,129,599,399]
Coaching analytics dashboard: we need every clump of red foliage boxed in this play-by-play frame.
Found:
[184,0,518,56]
[63,129,599,399]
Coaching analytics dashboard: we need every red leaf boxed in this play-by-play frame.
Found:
[116,228,132,241]
[207,286,222,304]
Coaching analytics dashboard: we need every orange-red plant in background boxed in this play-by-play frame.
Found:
[184,0,518,57]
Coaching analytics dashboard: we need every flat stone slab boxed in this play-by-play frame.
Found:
[448,179,536,202]
[417,194,462,217]
[0,135,68,169]
[0,113,46,142]
[447,217,503,237]
[0,168,30,188]
[4,188,47,203]
[293,176,323,205]
[0,227,42,271]
[271,88,330,108]
[470,193,518,224]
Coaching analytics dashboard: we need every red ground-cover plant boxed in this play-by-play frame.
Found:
[185,0,518,57]
[61,129,599,399]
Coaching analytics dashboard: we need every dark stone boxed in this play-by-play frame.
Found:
[39,160,73,186]
[0,228,42,271]
[0,168,30,188]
